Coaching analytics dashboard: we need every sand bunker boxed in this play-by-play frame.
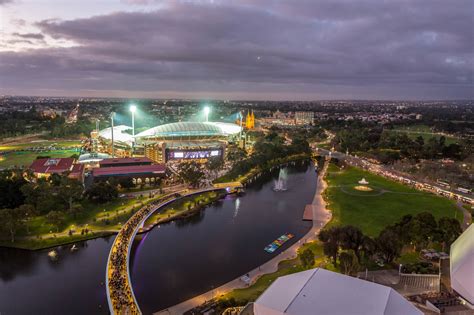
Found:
[354,185,373,192]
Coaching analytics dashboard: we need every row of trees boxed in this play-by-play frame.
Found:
[317,213,461,275]
[334,127,471,163]
[221,131,311,182]
[0,168,123,242]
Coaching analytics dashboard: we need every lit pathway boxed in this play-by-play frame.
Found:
[106,188,226,315]
[456,201,472,231]
[154,158,332,315]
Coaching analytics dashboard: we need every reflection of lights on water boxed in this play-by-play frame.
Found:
[233,198,240,219]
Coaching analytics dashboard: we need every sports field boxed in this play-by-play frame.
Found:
[324,164,460,237]
[0,140,82,168]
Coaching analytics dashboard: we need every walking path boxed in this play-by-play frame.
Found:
[456,201,472,231]
[154,158,332,315]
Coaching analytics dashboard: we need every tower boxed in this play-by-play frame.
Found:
[245,110,255,129]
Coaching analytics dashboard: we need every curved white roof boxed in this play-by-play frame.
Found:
[99,125,133,145]
[450,224,474,304]
[135,121,241,139]
[253,268,422,315]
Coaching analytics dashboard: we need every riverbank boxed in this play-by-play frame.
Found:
[0,188,222,250]
[155,158,331,315]
[214,153,310,185]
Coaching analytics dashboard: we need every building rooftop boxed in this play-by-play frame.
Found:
[450,223,474,305]
[135,121,241,139]
[92,164,166,177]
[29,158,75,174]
[252,268,422,315]
[99,157,153,166]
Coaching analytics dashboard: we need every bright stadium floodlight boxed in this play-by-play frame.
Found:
[204,106,211,122]
[129,104,136,156]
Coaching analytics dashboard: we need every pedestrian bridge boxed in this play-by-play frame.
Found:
[105,187,226,315]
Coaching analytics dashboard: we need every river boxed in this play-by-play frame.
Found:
[0,161,317,315]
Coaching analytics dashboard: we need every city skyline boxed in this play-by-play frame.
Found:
[0,0,473,100]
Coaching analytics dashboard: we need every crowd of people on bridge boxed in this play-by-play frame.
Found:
[108,194,176,313]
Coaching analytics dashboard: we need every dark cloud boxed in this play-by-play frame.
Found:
[12,32,45,40]
[0,0,14,5]
[1,0,473,99]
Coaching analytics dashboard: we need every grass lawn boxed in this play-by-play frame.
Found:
[225,241,326,303]
[0,140,82,168]
[324,164,460,237]
[386,125,460,145]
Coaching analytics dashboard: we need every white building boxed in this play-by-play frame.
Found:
[242,268,422,315]
[450,224,474,307]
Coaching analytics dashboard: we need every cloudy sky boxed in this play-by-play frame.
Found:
[0,0,473,100]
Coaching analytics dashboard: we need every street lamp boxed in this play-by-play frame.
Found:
[204,106,210,122]
[110,112,115,157]
[130,104,136,156]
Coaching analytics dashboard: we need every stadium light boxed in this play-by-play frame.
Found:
[204,106,211,122]
[110,112,115,157]
[129,104,136,156]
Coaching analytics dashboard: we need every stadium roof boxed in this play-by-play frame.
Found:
[99,125,133,145]
[78,152,111,163]
[252,268,422,315]
[135,121,241,139]
[450,224,474,305]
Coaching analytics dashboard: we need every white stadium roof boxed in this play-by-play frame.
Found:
[450,224,474,305]
[98,125,134,145]
[252,268,422,315]
[134,121,241,139]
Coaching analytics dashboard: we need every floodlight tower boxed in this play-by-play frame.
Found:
[204,106,210,122]
[239,111,243,139]
[130,104,136,156]
[110,112,115,157]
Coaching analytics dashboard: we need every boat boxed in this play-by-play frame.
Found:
[264,233,294,253]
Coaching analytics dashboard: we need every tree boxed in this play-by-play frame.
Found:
[85,182,118,203]
[339,250,360,275]
[118,177,135,189]
[376,228,402,264]
[340,225,365,261]
[57,176,84,212]
[46,211,64,232]
[0,208,24,242]
[319,227,343,265]
[436,217,462,252]
[177,161,205,188]
[206,157,224,180]
[0,171,27,209]
[299,248,315,268]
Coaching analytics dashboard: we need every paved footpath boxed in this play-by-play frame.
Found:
[456,201,472,231]
[154,159,332,315]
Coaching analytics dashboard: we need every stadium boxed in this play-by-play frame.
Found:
[95,121,242,163]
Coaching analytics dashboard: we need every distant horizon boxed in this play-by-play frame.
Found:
[2,93,474,103]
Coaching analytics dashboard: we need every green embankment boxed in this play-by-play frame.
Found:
[324,164,460,237]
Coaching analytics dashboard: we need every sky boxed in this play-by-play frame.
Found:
[0,0,473,100]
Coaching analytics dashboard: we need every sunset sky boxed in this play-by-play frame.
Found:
[0,0,473,100]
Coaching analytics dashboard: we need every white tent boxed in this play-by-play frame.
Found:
[252,268,422,315]
[450,224,474,305]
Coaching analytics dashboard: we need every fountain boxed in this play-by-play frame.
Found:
[273,168,288,191]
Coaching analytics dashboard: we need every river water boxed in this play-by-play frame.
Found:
[0,161,316,315]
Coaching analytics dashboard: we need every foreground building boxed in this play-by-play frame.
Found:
[29,157,84,181]
[241,268,422,315]
[450,224,474,308]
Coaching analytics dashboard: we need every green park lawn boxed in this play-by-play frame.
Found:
[324,164,460,237]
[0,140,82,168]
[225,241,326,303]
[386,125,459,145]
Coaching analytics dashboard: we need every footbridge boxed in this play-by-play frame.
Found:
[106,187,227,315]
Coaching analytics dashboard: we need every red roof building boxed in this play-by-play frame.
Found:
[92,164,166,179]
[29,158,84,181]
[99,157,153,168]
